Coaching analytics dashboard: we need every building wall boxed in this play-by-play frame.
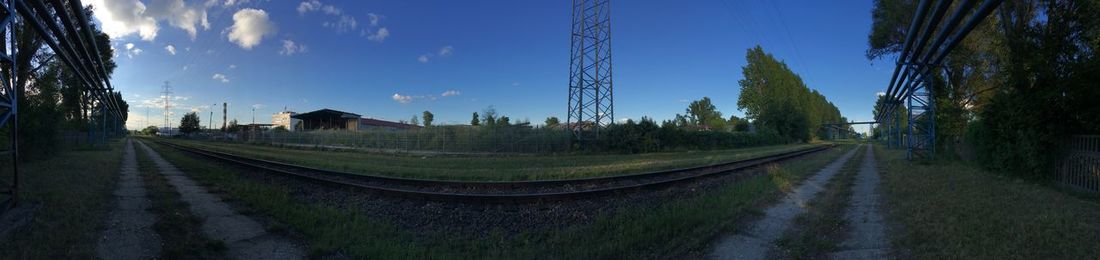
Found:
[272,112,299,132]
[346,118,358,131]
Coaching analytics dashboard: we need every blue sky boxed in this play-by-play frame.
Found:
[94,0,893,133]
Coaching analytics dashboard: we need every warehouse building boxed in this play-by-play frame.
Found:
[291,108,418,131]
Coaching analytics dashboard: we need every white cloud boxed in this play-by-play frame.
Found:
[165,44,176,55]
[138,95,190,109]
[439,45,454,56]
[145,0,210,39]
[227,8,277,50]
[392,93,413,104]
[366,27,389,42]
[367,13,381,26]
[252,104,266,109]
[190,104,211,112]
[279,40,308,56]
[876,91,886,97]
[417,55,429,63]
[297,1,321,14]
[441,90,460,97]
[229,64,237,69]
[86,0,159,40]
[85,0,210,41]
[212,73,229,83]
[223,0,253,6]
[299,0,359,33]
[124,43,143,58]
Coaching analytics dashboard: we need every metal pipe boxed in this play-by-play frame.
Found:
[881,0,956,120]
[67,0,123,119]
[877,0,933,121]
[18,0,118,120]
[47,0,118,117]
[886,0,981,116]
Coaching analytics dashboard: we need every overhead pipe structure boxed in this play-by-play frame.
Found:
[874,0,1003,159]
[1,0,125,214]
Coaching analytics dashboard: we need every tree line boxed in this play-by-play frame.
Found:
[867,0,1100,178]
[737,46,850,142]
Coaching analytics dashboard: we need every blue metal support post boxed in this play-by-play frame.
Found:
[906,69,935,159]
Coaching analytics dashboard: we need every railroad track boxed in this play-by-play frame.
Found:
[150,140,835,204]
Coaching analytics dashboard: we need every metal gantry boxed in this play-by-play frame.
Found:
[1,0,125,213]
[567,0,614,142]
[874,0,1003,159]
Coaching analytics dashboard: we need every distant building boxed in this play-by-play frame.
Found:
[157,127,178,136]
[292,108,419,131]
[272,111,300,131]
[360,118,419,131]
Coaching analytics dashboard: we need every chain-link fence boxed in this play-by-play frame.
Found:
[217,126,572,155]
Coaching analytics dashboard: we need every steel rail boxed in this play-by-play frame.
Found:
[151,140,835,204]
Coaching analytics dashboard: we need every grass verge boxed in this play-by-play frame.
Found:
[501,146,858,257]
[499,146,857,259]
[0,140,123,258]
[877,144,1100,259]
[156,138,821,181]
[146,139,856,258]
[775,144,864,259]
[142,140,425,258]
[134,145,226,258]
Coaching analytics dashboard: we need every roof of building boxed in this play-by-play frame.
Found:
[360,118,420,129]
[290,108,361,120]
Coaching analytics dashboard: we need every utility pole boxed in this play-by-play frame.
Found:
[222,102,227,132]
[209,103,216,130]
[252,107,255,125]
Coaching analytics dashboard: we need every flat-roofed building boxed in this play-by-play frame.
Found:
[272,111,299,131]
[291,108,420,131]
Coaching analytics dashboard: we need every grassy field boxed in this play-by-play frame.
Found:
[155,138,821,181]
[877,145,1100,259]
[144,139,856,258]
[775,145,864,258]
[0,140,123,258]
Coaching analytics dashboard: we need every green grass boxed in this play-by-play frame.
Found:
[0,140,123,258]
[134,145,227,258]
[497,145,858,259]
[142,140,427,258]
[775,145,864,259]
[877,145,1100,259]
[146,138,855,258]
[156,138,822,181]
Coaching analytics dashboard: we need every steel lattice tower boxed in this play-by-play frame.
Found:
[567,0,614,141]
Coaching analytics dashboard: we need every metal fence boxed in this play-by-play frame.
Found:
[1057,135,1100,193]
[219,127,572,155]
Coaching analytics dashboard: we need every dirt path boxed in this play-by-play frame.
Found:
[829,144,890,259]
[707,145,862,260]
[96,139,162,259]
[134,140,304,259]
